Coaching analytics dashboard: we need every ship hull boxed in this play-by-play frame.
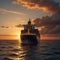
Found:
[20,35,38,45]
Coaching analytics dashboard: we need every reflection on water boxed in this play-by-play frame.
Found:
[0,40,40,60]
[0,40,60,60]
[20,45,40,60]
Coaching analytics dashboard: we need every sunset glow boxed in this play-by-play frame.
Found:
[0,0,60,40]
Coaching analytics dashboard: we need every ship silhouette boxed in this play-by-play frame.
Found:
[20,19,40,45]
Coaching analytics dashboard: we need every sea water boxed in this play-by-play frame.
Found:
[0,40,60,60]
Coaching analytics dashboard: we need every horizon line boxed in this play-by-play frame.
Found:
[0,35,18,36]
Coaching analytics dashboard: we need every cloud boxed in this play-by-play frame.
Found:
[49,25,60,34]
[12,0,60,13]
[12,0,20,5]
[0,24,23,28]
[34,14,60,27]
[0,26,10,28]
[12,0,60,35]
[15,24,23,28]
[0,8,25,15]
[33,13,60,34]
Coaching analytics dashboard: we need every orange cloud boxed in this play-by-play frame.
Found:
[12,0,60,13]
[0,8,25,15]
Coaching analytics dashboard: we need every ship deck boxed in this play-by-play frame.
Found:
[21,33,36,35]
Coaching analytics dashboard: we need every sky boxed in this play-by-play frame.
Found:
[0,0,60,40]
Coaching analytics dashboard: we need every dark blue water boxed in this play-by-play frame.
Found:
[0,40,60,60]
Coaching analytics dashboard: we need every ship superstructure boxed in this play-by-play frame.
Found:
[20,19,40,45]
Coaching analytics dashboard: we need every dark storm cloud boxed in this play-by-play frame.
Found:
[34,13,60,27]
[41,25,60,34]
[34,13,60,34]
[49,25,60,34]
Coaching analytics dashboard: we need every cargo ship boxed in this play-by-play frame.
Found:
[20,19,40,45]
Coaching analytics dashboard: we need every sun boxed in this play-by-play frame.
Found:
[17,33,22,43]
[17,34,20,40]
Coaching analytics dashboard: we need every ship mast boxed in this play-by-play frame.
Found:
[28,18,32,34]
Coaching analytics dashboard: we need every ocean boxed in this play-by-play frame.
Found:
[0,40,60,60]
